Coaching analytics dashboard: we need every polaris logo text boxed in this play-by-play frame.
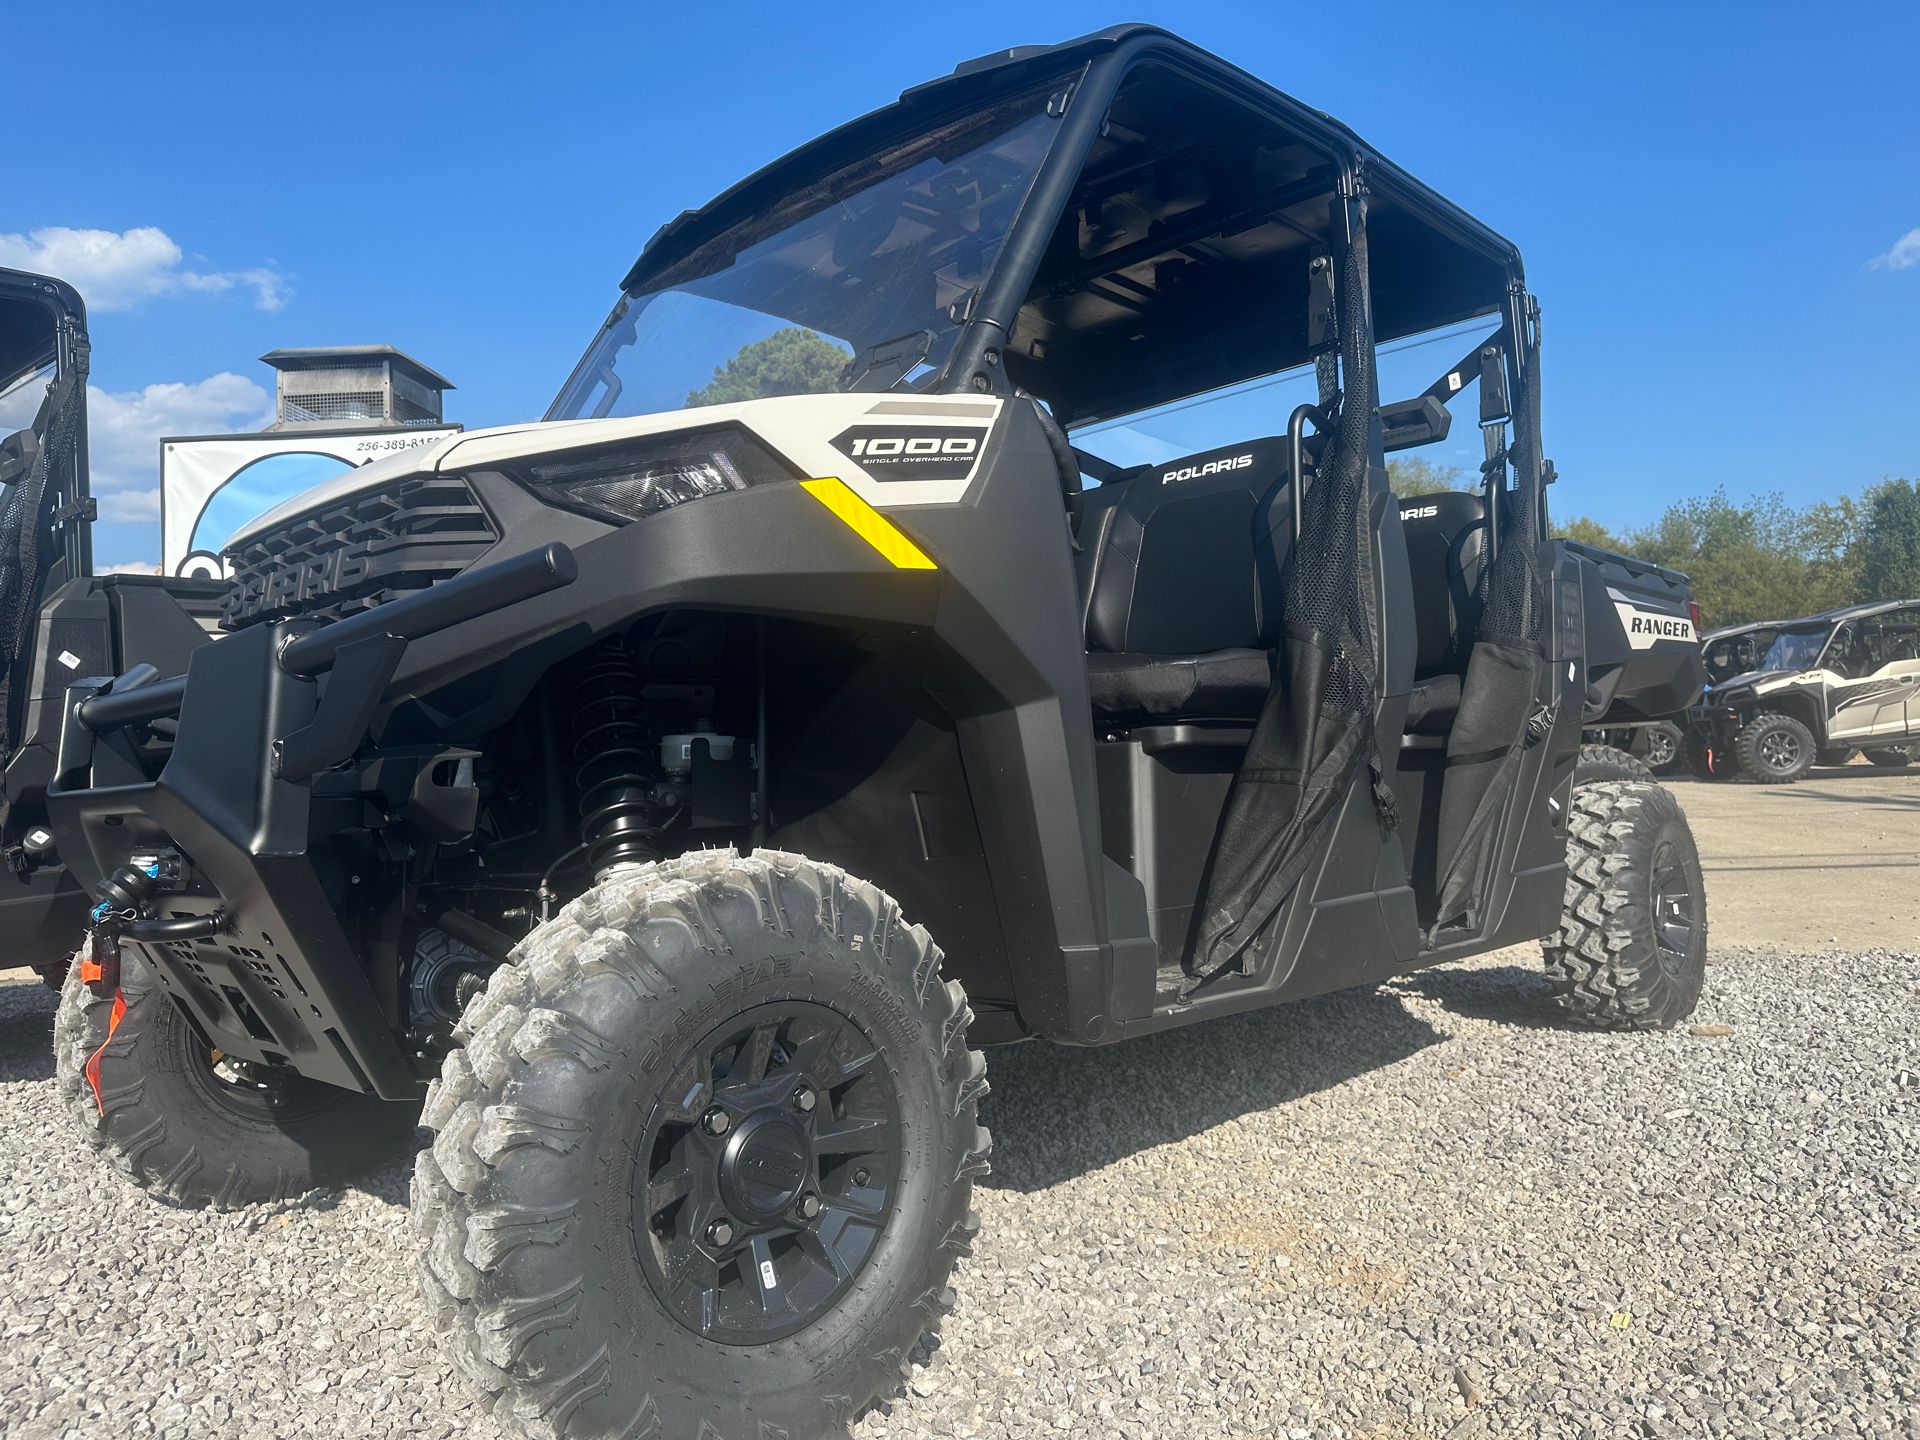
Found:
[831,425,989,483]
[1161,453,1253,484]
[1402,502,1440,519]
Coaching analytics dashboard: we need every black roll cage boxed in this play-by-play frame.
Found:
[929,29,1546,554]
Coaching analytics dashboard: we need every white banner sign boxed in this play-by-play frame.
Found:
[160,427,459,577]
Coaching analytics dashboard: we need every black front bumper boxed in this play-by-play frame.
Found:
[50,622,423,1097]
[45,544,581,1100]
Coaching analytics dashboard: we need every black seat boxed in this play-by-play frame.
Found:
[1397,490,1488,732]
[1076,438,1294,723]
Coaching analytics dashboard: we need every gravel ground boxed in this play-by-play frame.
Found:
[2,941,1914,1440]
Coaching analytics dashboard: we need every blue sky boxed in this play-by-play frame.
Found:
[8,1,1919,567]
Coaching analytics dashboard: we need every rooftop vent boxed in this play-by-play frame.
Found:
[260,346,455,431]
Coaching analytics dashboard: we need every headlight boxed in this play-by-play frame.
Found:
[518,426,797,523]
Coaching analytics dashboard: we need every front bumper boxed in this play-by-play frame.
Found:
[45,545,579,1099]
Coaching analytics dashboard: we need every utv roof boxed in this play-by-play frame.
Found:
[1704,599,1918,641]
[0,268,85,394]
[621,24,1523,298]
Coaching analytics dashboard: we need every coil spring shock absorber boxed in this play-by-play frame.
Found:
[568,638,667,872]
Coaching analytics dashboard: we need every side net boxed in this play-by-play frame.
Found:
[1187,209,1386,983]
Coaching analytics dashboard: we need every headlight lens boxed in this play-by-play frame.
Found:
[518,426,795,523]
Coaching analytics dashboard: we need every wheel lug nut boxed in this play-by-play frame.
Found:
[702,1107,731,1136]
[796,1195,822,1220]
[793,1087,816,1113]
[708,1220,735,1247]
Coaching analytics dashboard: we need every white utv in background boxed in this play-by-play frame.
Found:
[1689,600,1920,782]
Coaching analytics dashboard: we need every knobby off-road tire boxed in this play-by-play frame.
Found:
[53,951,420,1206]
[1574,743,1655,788]
[1543,781,1708,1030]
[1865,745,1912,770]
[1732,711,1816,784]
[412,848,990,1440]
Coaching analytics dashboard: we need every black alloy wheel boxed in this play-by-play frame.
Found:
[635,1001,904,1344]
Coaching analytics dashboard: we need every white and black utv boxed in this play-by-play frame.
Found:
[39,27,1709,1439]
[1689,601,1919,781]
[0,270,224,989]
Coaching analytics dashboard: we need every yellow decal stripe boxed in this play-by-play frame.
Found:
[800,478,937,571]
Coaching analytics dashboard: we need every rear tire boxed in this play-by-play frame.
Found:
[411,848,989,1440]
[1544,781,1708,1030]
[1575,743,1655,788]
[1732,711,1815,784]
[1865,745,1912,770]
[53,951,420,1206]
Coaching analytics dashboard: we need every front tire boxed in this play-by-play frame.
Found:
[1544,781,1708,1030]
[1574,743,1654,788]
[1732,711,1816,784]
[53,951,420,1206]
[411,849,990,1440]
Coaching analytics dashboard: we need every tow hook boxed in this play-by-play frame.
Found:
[81,852,228,997]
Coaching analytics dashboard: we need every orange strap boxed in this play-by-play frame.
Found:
[83,990,128,1117]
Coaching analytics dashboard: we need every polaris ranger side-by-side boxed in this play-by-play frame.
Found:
[1689,601,1919,781]
[38,28,1708,1439]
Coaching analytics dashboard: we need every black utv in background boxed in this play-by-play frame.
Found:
[0,270,224,988]
[1563,542,1702,772]
[37,26,1709,1440]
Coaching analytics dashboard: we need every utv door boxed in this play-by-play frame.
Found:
[1826,613,1920,743]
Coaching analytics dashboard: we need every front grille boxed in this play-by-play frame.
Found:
[222,475,498,629]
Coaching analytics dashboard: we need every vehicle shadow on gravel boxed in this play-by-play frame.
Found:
[977,985,1446,1192]
[1392,963,1582,1032]
[0,982,56,1084]
[1760,786,1920,810]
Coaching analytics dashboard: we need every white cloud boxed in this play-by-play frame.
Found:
[86,372,272,494]
[0,376,46,432]
[1868,228,1920,272]
[99,489,162,521]
[97,560,161,575]
[0,226,289,312]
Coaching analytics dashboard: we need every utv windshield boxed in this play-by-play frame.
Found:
[1759,627,1828,673]
[548,91,1059,421]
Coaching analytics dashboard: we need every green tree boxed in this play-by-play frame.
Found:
[1386,457,1468,497]
[1792,495,1863,611]
[1851,478,1920,602]
[686,327,850,407]
[1554,515,1628,550]
[1621,487,1831,628]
